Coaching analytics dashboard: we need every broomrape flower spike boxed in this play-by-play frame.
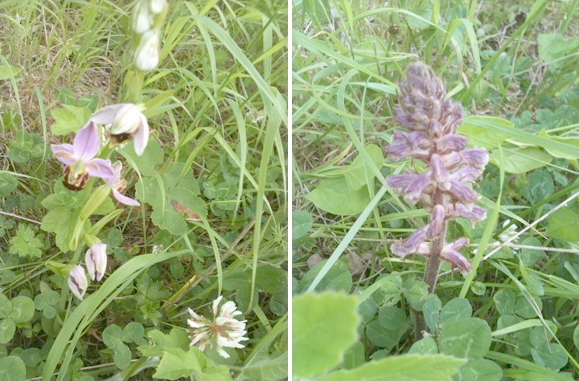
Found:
[187,296,249,358]
[385,62,489,292]
[51,121,115,190]
[91,103,150,155]
[68,265,88,301]
[85,243,107,281]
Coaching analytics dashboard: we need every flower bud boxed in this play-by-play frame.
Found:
[85,243,108,281]
[68,265,88,300]
[134,29,160,71]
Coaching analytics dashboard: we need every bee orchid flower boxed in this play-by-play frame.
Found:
[51,121,115,190]
[91,103,150,156]
[105,162,140,206]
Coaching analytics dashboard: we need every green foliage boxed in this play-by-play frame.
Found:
[0,356,26,381]
[293,292,360,378]
[9,224,44,258]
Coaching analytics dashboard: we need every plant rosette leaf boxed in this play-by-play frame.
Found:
[0,172,18,197]
[292,210,313,241]
[438,318,492,360]
[293,292,361,378]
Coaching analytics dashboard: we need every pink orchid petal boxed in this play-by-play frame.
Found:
[112,189,140,206]
[85,159,115,179]
[90,104,128,125]
[51,144,76,165]
[132,114,150,156]
[74,121,100,160]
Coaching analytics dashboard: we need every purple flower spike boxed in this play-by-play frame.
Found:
[91,103,150,156]
[385,62,489,290]
[51,121,114,190]
[106,162,140,206]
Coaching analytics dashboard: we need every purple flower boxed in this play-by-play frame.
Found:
[105,162,140,206]
[385,62,489,285]
[91,103,150,156]
[51,121,114,190]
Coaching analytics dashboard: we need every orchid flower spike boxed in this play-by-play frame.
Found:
[91,104,150,156]
[85,243,108,281]
[51,121,114,190]
[106,162,140,206]
[68,265,88,301]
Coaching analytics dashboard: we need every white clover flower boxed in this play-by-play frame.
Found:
[187,296,249,358]
[498,220,519,243]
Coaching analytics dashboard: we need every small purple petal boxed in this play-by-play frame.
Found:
[460,149,489,169]
[112,189,141,206]
[451,166,484,183]
[440,247,472,273]
[430,154,448,184]
[447,179,479,203]
[403,227,428,251]
[74,121,100,160]
[386,173,417,189]
[436,135,468,153]
[447,204,487,226]
[404,172,431,204]
[427,205,445,237]
[85,159,115,179]
[51,144,76,165]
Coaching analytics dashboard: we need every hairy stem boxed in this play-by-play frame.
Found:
[416,191,447,339]
[424,190,447,293]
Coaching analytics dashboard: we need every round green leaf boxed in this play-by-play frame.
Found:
[440,298,472,323]
[122,322,144,344]
[0,294,12,318]
[514,294,542,319]
[520,237,543,267]
[0,355,26,381]
[493,289,515,316]
[546,208,579,242]
[439,318,491,359]
[8,296,35,323]
[102,324,123,346]
[366,319,403,350]
[299,260,352,293]
[111,341,132,370]
[523,170,554,204]
[293,292,360,378]
[531,343,568,370]
[408,337,438,355]
[0,318,16,344]
[19,347,41,367]
[423,294,442,331]
[378,306,405,330]
[454,358,503,381]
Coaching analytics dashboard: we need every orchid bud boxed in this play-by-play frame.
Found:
[85,243,108,281]
[68,265,88,300]
[134,29,160,71]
